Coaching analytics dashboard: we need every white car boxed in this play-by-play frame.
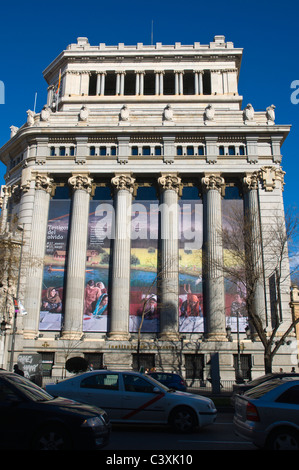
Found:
[46,370,217,433]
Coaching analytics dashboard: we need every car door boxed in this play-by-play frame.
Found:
[76,372,122,420]
[119,373,167,424]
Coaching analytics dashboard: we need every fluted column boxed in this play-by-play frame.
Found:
[108,174,135,340]
[23,174,55,338]
[243,172,266,327]
[202,174,226,340]
[62,174,93,339]
[158,173,181,340]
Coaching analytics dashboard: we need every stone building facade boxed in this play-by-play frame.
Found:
[0,36,296,381]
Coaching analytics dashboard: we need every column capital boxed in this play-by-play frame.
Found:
[35,174,55,194]
[111,173,135,193]
[259,166,285,192]
[68,174,94,193]
[201,174,225,194]
[243,172,259,191]
[158,173,182,194]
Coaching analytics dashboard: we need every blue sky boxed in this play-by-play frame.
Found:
[0,0,298,209]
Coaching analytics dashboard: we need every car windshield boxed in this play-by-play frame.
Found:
[244,379,284,399]
[4,374,54,402]
[245,374,274,387]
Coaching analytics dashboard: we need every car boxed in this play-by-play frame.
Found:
[231,372,299,407]
[147,372,187,391]
[46,370,217,433]
[233,377,299,450]
[0,370,111,450]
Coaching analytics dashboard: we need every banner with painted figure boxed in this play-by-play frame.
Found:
[129,199,159,333]
[222,195,249,333]
[179,199,204,333]
[39,199,70,331]
[83,199,113,332]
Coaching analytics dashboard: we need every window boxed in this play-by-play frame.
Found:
[187,146,194,156]
[88,73,97,96]
[80,373,119,390]
[100,146,107,156]
[105,73,116,96]
[142,146,151,156]
[154,146,161,156]
[276,385,299,405]
[90,146,96,156]
[185,354,204,381]
[123,374,155,393]
[177,146,183,155]
[239,146,245,155]
[228,146,236,156]
[132,146,138,155]
[132,353,155,371]
[203,70,211,95]
[124,73,135,95]
[198,146,204,155]
[233,354,252,381]
[84,353,103,370]
[50,146,55,156]
[70,146,75,156]
[110,146,117,156]
[164,72,175,95]
[144,73,155,95]
[219,146,224,156]
[59,146,66,156]
[183,72,195,95]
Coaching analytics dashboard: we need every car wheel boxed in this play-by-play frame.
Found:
[266,427,299,450]
[32,425,72,450]
[169,406,197,433]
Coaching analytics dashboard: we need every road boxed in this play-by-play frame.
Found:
[103,410,257,453]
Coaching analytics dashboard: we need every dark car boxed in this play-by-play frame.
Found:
[231,372,299,407]
[147,372,187,391]
[0,370,111,450]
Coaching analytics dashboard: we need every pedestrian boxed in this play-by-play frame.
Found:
[13,364,24,376]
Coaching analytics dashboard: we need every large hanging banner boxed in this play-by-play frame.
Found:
[83,200,113,332]
[39,199,70,331]
[179,199,204,333]
[222,198,248,332]
[129,200,159,333]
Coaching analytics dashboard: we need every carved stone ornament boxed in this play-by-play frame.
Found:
[68,174,93,193]
[35,174,55,194]
[119,104,130,121]
[10,125,19,138]
[79,105,89,122]
[163,104,173,121]
[243,103,255,123]
[27,109,35,126]
[111,174,135,193]
[158,174,182,193]
[266,104,275,125]
[40,105,52,122]
[260,166,285,191]
[204,104,215,124]
[201,174,225,193]
[243,172,259,191]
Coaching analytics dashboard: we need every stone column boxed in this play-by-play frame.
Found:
[158,173,181,340]
[23,174,55,338]
[108,174,135,340]
[243,172,266,327]
[62,174,93,339]
[202,174,226,340]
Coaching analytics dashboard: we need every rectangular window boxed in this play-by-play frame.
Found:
[100,146,107,156]
[177,146,183,155]
[185,354,204,380]
[142,146,151,156]
[131,146,138,155]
